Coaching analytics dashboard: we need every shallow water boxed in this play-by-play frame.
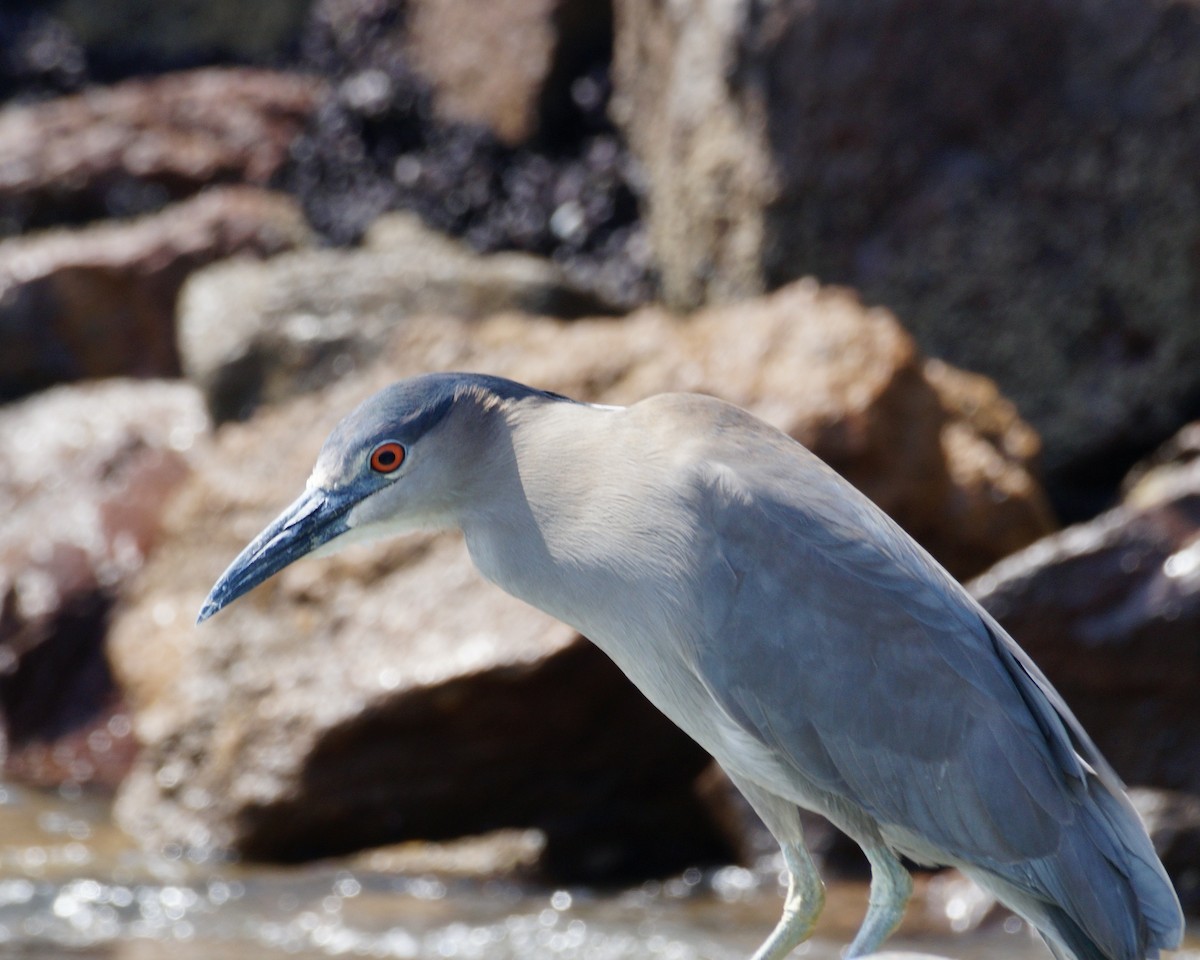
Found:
[0,783,1194,960]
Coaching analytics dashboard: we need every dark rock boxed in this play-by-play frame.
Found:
[0,10,87,104]
[0,68,325,236]
[0,379,208,788]
[0,2,314,102]
[695,763,867,877]
[611,0,1200,507]
[45,0,315,77]
[289,0,651,308]
[970,454,1200,792]
[0,187,312,400]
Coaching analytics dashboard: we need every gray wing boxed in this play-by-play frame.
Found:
[689,449,1104,868]
[680,430,1181,960]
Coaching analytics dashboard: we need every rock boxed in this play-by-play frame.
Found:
[0,379,208,788]
[695,763,867,877]
[112,279,1052,876]
[47,0,314,73]
[407,0,609,146]
[970,451,1200,792]
[923,361,1055,576]
[1122,422,1200,507]
[180,270,1054,577]
[309,0,610,147]
[0,12,87,104]
[178,212,616,423]
[291,0,652,307]
[0,187,312,400]
[610,0,1200,503]
[610,0,774,310]
[0,68,325,235]
[348,829,546,878]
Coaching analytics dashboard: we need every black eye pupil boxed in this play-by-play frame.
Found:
[378,451,395,465]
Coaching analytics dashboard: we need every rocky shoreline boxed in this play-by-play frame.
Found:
[1,0,1197,918]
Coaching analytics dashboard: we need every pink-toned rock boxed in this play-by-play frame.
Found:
[0,187,312,399]
[0,380,209,788]
[0,68,325,234]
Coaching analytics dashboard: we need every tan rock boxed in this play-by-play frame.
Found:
[611,0,775,310]
[405,0,559,144]
[178,212,614,423]
[923,361,1055,576]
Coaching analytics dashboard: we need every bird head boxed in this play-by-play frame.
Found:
[197,372,561,623]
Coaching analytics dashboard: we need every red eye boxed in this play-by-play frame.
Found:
[369,442,405,473]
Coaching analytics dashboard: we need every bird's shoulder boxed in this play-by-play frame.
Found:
[624,391,797,453]
[623,392,839,497]
[622,393,905,561]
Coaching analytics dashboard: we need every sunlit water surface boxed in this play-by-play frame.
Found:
[0,783,1195,960]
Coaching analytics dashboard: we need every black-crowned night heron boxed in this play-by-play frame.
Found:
[199,373,1183,960]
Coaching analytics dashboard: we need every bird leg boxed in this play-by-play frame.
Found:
[750,839,826,960]
[723,772,827,960]
[845,845,912,958]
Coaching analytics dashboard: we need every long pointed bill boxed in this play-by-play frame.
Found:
[197,487,358,624]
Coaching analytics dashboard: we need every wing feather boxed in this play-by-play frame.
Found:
[690,450,1078,867]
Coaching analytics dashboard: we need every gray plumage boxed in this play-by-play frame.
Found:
[200,372,1184,960]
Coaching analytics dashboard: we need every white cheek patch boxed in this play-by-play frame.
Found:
[309,494,398,557]
[311,522,388,558]
[310,492,449,560]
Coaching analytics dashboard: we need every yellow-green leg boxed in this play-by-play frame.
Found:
[846,845,913,958]
[750,839,826,960]
[725,772,827,960]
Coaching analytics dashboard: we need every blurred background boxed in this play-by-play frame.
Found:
[0,0,1198,957]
